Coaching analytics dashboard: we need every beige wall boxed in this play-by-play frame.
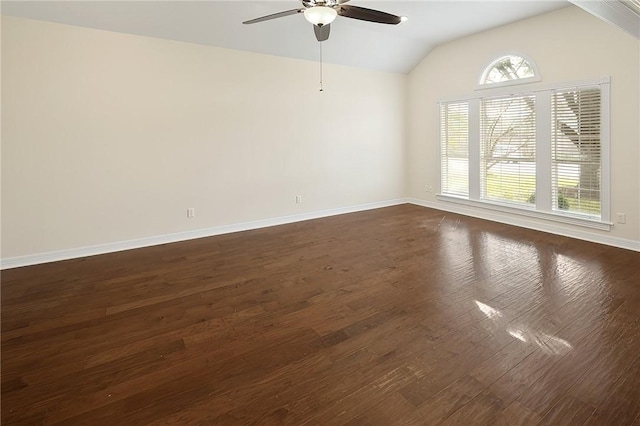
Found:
[3,6,639,263]
[406,6,640,246]
[1,16,405,259]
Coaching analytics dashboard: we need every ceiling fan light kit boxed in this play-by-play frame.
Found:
[304,6,337,26]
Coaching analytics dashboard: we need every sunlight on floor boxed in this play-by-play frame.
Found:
[475,300,573,356]
[475,300,503,319]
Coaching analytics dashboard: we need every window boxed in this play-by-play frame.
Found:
[440,102,469,197]
[480,95,536,206]
[479,55,539,88]
[552,87,601,216]
[439,77,610,230]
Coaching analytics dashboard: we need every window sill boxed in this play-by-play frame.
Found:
[437,194,612,231]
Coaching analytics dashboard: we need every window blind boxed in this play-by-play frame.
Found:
[480,95,536,206]
[552,88,601,216]
[440,102,469,197]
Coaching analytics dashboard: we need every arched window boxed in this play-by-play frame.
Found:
[479,54,540,87]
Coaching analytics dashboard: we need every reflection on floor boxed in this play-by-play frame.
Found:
[476,299,573,356]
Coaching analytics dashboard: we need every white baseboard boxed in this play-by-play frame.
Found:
[3,197,637,269]
[407,197,640,252]
[0,199,407,270]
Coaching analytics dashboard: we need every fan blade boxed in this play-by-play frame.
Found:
[313,24,331,42]
[337,5,402,25]
[338,0,351,3]
[243,8,303,24]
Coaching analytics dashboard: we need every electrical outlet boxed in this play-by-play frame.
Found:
[187,208,195,218]
[426,185,433,193]
[295,195,302,204]
[616,213,626,224]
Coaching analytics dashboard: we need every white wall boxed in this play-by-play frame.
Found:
[1,16,405,261]
[406,6,640,248]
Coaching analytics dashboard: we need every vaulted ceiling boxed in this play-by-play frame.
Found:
[2,1,575,73]
[4,1,639,73]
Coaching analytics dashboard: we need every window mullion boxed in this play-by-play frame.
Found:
[468,99,481,201]
[536,91,552,212]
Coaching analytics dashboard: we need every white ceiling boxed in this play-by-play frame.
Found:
[2,0,571,73]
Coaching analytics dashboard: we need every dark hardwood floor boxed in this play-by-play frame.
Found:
[2,204,639,425]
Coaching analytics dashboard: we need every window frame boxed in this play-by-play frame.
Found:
[437,76,611,231]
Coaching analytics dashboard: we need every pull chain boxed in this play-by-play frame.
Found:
[319,42,323,92]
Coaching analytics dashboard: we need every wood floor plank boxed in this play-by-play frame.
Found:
[2,204,639,425]
[515,310,632,416]
[344,391,416,426]
[438,388,506,425]
[582,353,640,426]
[396,375,487,425]
[493,400,542,426]
[537,394,596,425]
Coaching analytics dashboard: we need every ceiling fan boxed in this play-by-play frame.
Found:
[242,0,405,42]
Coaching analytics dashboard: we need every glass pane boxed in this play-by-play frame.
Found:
[483,55,535,85]
[552,88,601,217]
[441,102,469,197]
[480,95,536,205]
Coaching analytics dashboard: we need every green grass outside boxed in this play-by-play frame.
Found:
[485,173,601,215]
